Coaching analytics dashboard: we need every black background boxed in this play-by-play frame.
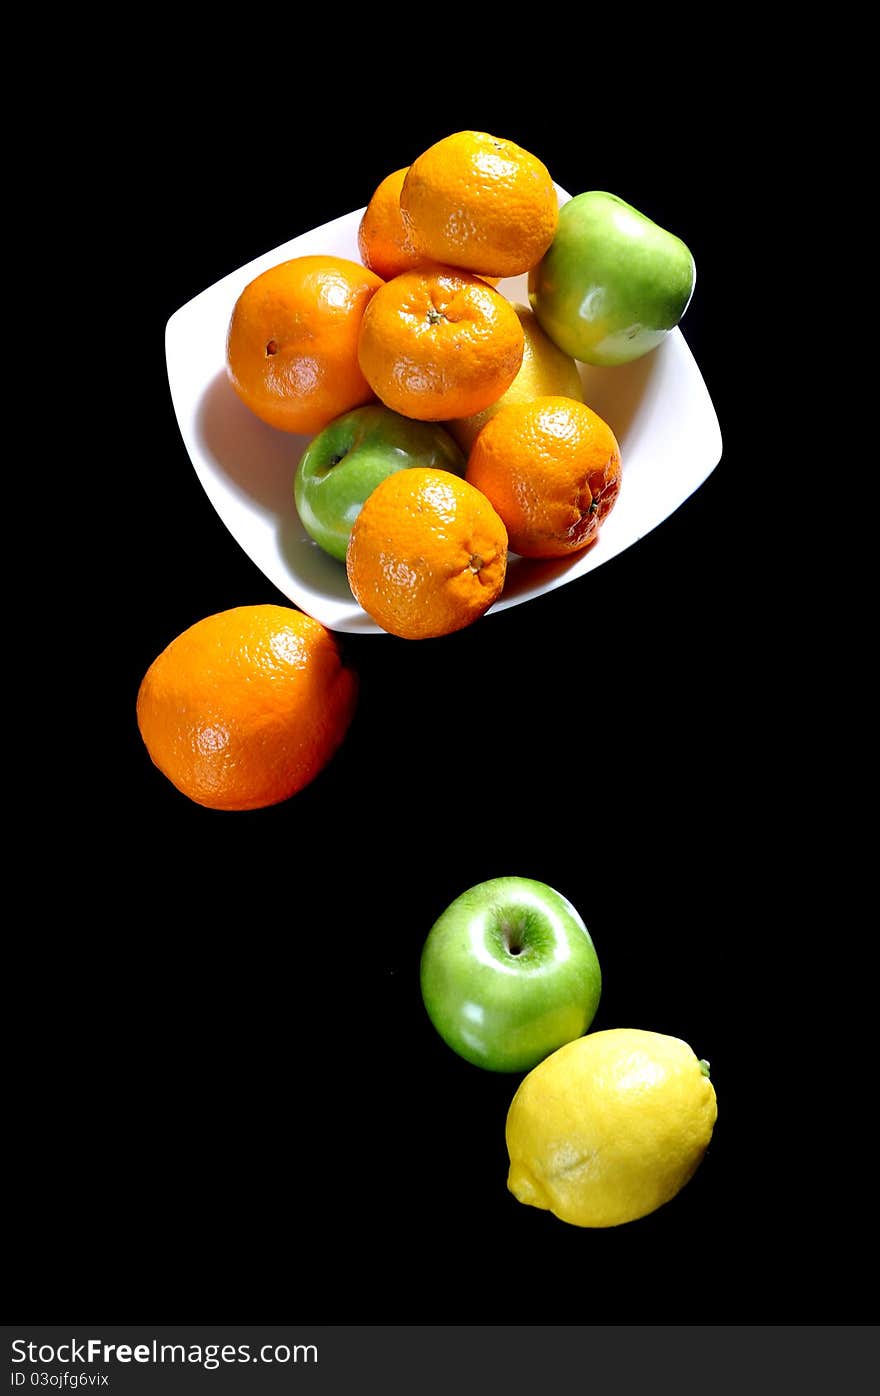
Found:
[11,62,850,1326]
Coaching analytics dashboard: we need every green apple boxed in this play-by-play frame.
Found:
[529,191,696,366]
[420,877,601,1073]
[294,404,465,561]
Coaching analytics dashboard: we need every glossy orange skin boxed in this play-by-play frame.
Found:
[466,396,622,558]
[357,267,524,421]
[357,167,500,284]
[400,131,558,279]
[346,468,508,639]
[226,256,383,434]
[136,606,358,811]
[358,167,423,280]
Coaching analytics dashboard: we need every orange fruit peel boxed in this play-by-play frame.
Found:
[400,131,558,279]
[346,468,508,639]
[358,267,524,421]
[137,605,357,810]
[226,256,383,435]
[358,167,423,281]
[466,396,622,558]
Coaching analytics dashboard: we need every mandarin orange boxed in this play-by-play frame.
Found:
[137,606,357,810]
[400,131,558,278]
[226,256,383,435]
[466,397,622,558]
[358,167,423,281]
[346,468,508,639]
[356,166,499,284]
[357,267,524,421]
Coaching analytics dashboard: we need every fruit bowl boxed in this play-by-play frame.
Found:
[165,186,722,634]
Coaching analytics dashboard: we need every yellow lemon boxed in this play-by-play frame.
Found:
[505,1028,717,1227]
[446,304,583,453]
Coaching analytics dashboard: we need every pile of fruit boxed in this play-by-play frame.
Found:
[136,135,713,1230]
[225,130,696,640]
[139,129,698,814]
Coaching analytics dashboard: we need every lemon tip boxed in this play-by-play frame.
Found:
[507,1163,548,1211]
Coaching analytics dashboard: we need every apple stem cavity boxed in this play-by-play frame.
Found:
[501,919,524,956]
[699,1059,711,1078]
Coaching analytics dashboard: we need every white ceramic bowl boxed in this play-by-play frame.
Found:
[165,188,722,634]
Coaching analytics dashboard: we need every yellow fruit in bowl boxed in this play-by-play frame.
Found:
[505,1028,717,1227]
[446,304,583,453]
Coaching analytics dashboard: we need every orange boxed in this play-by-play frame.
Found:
[137,605,357,811]
[346,468,508,639]
[400,131,558,279]
[357,166,499,284]
[357,267,524,421]
[226,256,383,435]
[466,396,622,558]
[358,167,423,280]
